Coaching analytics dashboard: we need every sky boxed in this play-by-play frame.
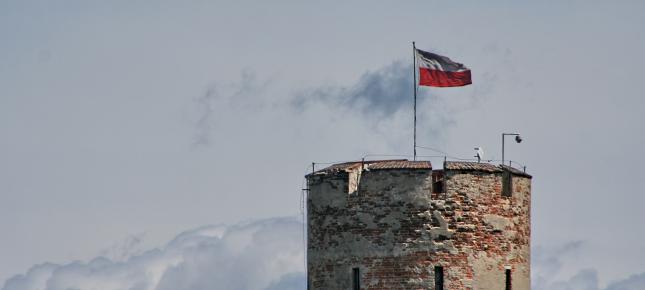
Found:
[1,1,645,289]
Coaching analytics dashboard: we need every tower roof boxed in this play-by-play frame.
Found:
[443,161,502,172]
[307,160,531,178]
[445,161,532,178]
[308,159,432,177]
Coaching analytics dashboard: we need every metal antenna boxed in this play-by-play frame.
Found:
[501,133,522,166]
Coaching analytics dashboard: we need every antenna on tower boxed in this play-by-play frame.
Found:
[474,147,484,163]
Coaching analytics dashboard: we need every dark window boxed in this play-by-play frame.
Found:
[432,171,445,194]
[352,267,360,290]
[502,171,513,197]
[434,266,444,290]
[505,269,512,290]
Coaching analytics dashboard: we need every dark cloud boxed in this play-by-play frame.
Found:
[288,60,461,146]
[533,241,645,290]
[605,273,645,290]
[291,61,436,119]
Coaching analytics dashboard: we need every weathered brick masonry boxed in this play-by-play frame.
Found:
[306,160,531,290]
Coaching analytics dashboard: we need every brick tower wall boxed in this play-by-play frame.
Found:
[306,161,531,290]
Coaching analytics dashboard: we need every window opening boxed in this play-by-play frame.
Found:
[352,267,360,290]
[505,269,512,290]
[434,266,444,290]
[432,170,445,194]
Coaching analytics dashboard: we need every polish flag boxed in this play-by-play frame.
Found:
[416,49,472,87]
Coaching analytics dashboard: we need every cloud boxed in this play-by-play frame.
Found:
[547,269,600,290]
[5,226,645,290]
[192,70,272,146]
[2,217,305,290]
[291,61,431,119]
[98,233,146,262]
[533,240,584,284]
[605,273,645,290]
[191,61,457,153]
[192,86,219,146]
[287,60,461,148]
[533,242,645,290]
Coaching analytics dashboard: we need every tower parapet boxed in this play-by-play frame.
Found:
[306,159,531,290]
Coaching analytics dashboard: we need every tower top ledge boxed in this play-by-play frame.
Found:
[307,159,531,178]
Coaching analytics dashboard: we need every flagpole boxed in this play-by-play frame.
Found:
[412,41,417,161]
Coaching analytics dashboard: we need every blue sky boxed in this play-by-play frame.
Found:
[2,1,645,289]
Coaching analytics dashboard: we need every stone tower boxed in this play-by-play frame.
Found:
[306,160,531,290]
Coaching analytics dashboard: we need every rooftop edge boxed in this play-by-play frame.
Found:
[306,159,531,178]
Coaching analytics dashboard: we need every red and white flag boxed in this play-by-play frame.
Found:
[416,49,472,87]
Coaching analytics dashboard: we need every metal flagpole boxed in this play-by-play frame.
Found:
[412,41,417,161]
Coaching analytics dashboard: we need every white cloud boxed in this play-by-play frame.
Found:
[5,219,645,290]
[2,217,305,290]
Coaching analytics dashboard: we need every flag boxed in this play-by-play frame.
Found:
[416,49,472,87]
